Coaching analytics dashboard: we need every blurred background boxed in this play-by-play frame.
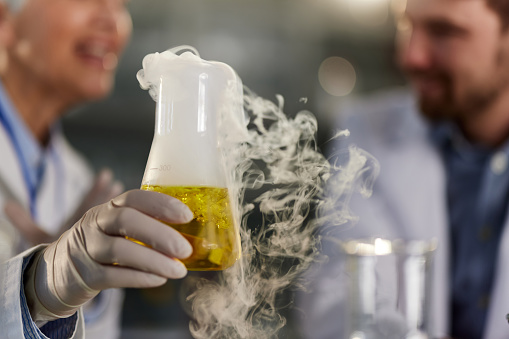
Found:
[62,0,406,337]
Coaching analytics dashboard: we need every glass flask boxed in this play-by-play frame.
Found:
[341,238,437,339]
[137,47,244,271]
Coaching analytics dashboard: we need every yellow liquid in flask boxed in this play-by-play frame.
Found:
[140,185,240,271]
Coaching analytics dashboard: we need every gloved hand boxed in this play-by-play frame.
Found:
[23,189,193,322]
[5,168,124,245]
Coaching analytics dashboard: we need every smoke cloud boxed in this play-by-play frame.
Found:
[186,88,379,338]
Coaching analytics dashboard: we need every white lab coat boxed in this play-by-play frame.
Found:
[0,121,123,338]
[0,245,86,339]
[298,89,509,339]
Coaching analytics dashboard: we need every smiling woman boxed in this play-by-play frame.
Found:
[0,0,135,338]
[3,0,132,140]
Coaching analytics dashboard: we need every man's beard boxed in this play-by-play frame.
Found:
[410,49,509,123]
[412,70,504,123]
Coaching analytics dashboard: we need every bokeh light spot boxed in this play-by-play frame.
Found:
[318,56,356,97]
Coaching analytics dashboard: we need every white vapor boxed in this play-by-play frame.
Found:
[185,87,379,339]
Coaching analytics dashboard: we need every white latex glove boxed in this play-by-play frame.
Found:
[5,168,124,246]
[24,189,193,322]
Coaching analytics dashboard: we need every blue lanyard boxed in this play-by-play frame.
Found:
[0,104,41,218]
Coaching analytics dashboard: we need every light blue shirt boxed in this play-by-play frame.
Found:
[0,81,48,218]
[432,123,509,339]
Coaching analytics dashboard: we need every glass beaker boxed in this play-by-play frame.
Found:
[137,47,244,271]
[341,238,437,339]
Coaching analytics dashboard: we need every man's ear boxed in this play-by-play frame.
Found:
[0,2,14,49]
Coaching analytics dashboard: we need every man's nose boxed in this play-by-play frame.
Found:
[399,31,433,71]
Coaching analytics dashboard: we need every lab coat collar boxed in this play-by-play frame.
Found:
[484,204,509,339]
[0,123,29,208]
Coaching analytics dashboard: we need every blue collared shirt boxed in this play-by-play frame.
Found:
[432,123,509,339]
[21,254,78,339]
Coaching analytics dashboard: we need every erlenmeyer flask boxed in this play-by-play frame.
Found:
[137,47,244,271]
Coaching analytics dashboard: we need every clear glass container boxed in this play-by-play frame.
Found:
[341,238,437,339]
[137,47,244,271]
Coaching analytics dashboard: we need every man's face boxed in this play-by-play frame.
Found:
[7,0,132,102]
[398,0,509,121]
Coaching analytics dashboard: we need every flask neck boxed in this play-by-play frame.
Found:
[153,74,217,137]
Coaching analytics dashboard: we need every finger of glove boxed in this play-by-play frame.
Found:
[54,241,168,300]
[86,234,187,280]
[4,201,54,244]
[111,189,193,224]
[95,206,192,259]
[95,266,170,290]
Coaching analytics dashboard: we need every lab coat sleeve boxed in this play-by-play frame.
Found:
[0,245,85,339]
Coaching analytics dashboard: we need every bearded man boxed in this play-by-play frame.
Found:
[299,1,509,338]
